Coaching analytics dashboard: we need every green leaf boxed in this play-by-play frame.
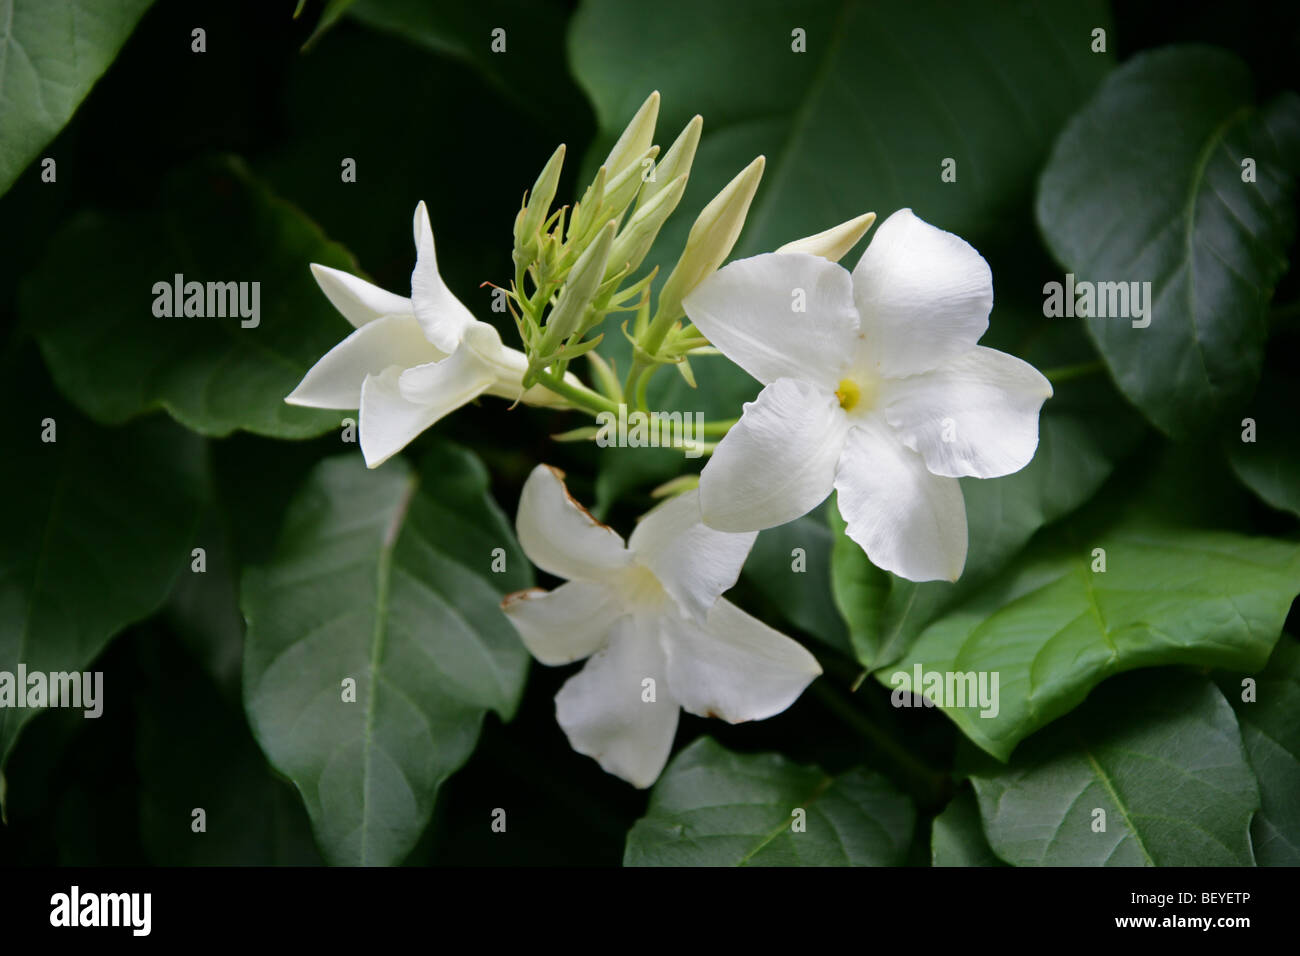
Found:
[242,444,531,866]
[1036,47,1300,438]
[831,315,1145,670]
[886,503,1300,761]
[1225,372,1300,519]
[23,155,356,438]
[1216,638,1300,865]
[0,364,206,764]
[969,671,1259,866]
[0,0,155,198]
[571,0,1115,469]
[624,738,914,866]
[348,0,586,122]
[931,786,1004,867]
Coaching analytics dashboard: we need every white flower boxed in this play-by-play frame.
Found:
[287,201,576,468]
[683,208,1053,583]
[502,465,821,788]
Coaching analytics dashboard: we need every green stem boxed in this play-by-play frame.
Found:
[535,370,619,416]
[1042,359,1105,385]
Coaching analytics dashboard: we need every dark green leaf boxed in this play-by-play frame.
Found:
[0,365,205,763]
[24,156,355,438]
[348,0,586,122]
[0,0,155,197]
[624,737,913,866]
[1216,638,1300,865]
[242,444,531,866]
[1225,372,1300,519]
[1037,47,1300,437]
[969,672,1259,866]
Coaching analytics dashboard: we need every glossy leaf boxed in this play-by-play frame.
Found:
[625,738,913,866]
[242,445,531,866]
[1225,372,1300,519]
[0,0,155,197]
[888,508,1300,761]
[969,672,1259,866]
[1037,47,1300,437]
[1216,638,1300,865]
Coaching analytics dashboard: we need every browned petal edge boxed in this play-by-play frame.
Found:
[501,586,548,610]
[541,463,616,532]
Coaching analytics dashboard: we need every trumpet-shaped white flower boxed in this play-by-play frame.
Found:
[684,208,1052,583]
[287,202,576,468]
[502,465,821,788]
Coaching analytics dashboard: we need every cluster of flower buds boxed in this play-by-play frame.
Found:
[508,92,766,402]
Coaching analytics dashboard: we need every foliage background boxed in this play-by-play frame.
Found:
[0,0,1297,866]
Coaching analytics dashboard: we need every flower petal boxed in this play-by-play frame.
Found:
[286,315,441,410]
[309,263,412,329]
[834,418,968,582]
[882,346,1053,479]
[661,598,821,724]
[358,350,492,468]
[515,465,631,582]
[851,208,992,376]
[501,581,625,666]
[699,377,848,532]
[682,252,858,386]
[555,616,678,789]
[628,489,756,624]
[410,201,477,352]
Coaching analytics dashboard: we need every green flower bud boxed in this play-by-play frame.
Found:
[593,145,659,237]
[606,173,687,279]
[542,218,618,351]
[638,114,701,209]
[654,155,765,326]
[602,90,660,179]
[517,144,567,250]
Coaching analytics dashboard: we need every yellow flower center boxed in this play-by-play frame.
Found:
[835,376,878,413]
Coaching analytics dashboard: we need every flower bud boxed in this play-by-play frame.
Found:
[606,173,687,279]
[590,146,659,240]
[569,164,608,243]
[542,219,618,350]
[602,90,660,179]
[654,155,765,324]
[517,144,567,250]
[638,115,701,209]
[776,211,876,262]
